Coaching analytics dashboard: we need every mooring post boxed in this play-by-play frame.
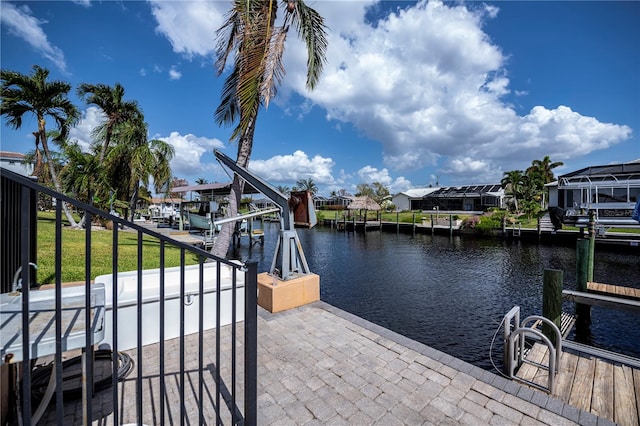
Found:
[542,269,563,344]
[449,214,453,236]
[412,212,416,234]
[576,239,592,333]
[430,214,434,234]
[587,211,595,282]
[396,211,399,233]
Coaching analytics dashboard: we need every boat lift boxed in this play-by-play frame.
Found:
[214,149,313,281]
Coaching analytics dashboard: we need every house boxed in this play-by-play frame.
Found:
[0,151,33,176]
[391,187,440,211]
[314,193,354,209]
[414,184,505,212]
[548,160,640,226]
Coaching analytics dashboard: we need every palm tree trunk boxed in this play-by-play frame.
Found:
[38,122,79,228]
[130,182,139,222]
[211,118,255,258]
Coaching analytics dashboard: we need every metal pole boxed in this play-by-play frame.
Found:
[588,211,595,282]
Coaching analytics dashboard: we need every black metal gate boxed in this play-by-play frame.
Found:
[0,169,257,425]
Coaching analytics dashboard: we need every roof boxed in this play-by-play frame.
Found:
[558,162,640,185]
[395,187,440,198]
[424,184,504,198]
[150,197,184,204]
[0,151,26,160]
[347,196,381,210]
[171,181,259,195]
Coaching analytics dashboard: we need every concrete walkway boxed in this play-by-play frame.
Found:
[39,301,612,425]
[255,302,607,426]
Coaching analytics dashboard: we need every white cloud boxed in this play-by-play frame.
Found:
[0,3,67,72]
[285,0,632,183]
[357,165,412,194]
[169,66,182,80]
[71,0,91,7]
[148,1,227,58]
[146,0,633,185]
[248,151,335,185]
[157,132,225,179]
[69,106,105,151]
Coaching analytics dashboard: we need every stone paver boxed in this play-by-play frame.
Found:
[253,302,588,425]
[40,301,603,425]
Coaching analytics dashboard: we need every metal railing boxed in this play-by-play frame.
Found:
[1,169,257,425]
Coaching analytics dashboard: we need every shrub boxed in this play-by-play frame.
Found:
[463,216,480,228]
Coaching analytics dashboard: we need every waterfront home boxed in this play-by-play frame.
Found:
[391,187,440,211]
[548,160,640,227]
[414,184,505,212]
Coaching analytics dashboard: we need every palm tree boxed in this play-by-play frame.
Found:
[107,113,174,221]
[527,156,563,184]
[1,65,81,226]
[276,185,290,195]
[195,178,209,185]
[211,0,328,257]
[61,142,107,206]
[77,82,139,162]
[295,178,318,195]
[501,170,524,214]
[526,156,563,209]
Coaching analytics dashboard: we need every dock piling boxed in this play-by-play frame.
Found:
[542,269,563,344]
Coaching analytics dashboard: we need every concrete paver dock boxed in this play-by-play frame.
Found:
[41,302,610,425]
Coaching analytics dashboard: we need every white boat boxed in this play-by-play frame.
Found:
[188,212,212,230]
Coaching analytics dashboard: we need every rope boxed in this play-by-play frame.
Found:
[30,350,134,403]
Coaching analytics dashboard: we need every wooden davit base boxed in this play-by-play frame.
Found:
[257,272,320,313]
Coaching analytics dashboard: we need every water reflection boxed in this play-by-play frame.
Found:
[233,222,640,370]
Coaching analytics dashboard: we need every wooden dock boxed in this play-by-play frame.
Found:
[516,342,640,425]
[587,281,640,300]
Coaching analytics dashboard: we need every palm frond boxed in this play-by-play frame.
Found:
[261,26,288,107]
[284,0,328,89]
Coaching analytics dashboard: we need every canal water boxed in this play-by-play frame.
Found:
[232,222,640,371]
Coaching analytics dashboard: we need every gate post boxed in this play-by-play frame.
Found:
[244,261,258,425]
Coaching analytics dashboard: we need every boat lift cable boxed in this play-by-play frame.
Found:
[213,149,312,281]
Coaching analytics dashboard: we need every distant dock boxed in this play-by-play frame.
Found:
[320,216,640,249]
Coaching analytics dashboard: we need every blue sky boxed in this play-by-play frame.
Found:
[1,0,638,196]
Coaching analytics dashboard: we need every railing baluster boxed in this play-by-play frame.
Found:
[159,240,166,426]
[244,262,258,425]
[231,266,237,425]
[55,203,64,424]
[137,231,143,424]
[83,209,93,425]
[112,224,120,424]
[198,258,205,425]
[216,260,222,425]
[179,249,185,426]
[20,186,32,426]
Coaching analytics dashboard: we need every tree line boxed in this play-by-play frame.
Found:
[500,156,564,218]
[1,65,174,227]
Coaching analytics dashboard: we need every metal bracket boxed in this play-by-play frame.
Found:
[214,149,311,280]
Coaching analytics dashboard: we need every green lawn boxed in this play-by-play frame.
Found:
[36,211,200,284]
